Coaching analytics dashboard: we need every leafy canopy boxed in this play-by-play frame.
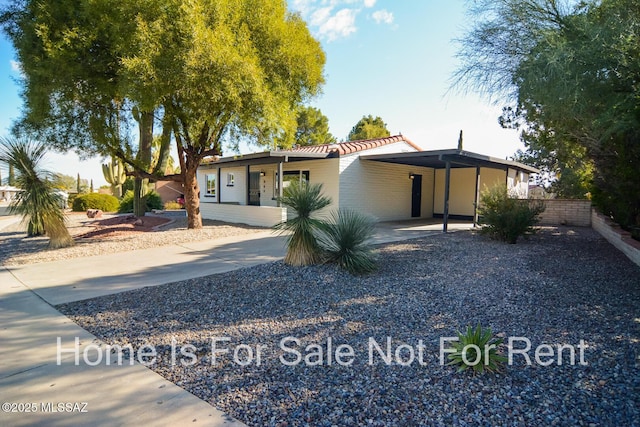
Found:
[347,115,390,141]
[1,0,326,228]
[279,106,336,147]
[454,0,640,228]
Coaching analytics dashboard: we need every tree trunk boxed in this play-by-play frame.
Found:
[183,164,202,229]
[134,111,154,217]
[153,116,173,175]
[8,164,15,186]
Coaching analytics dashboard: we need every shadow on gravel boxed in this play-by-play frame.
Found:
[47,227,640,426]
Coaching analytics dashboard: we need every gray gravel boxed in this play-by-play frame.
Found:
[58,227,640,427]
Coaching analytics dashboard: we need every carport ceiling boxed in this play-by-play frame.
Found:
[360,149,539,173]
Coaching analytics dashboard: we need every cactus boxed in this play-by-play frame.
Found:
[102,158,127,198]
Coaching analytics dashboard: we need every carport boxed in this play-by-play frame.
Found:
[359,149,539,232]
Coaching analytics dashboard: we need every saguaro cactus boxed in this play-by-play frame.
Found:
[102,158,127,198]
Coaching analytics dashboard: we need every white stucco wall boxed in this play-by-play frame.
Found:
[478,167,507,193]
[433,167,527,217]
[254,158,340,218]
[338,141,432,221]
[507,168,529,197]
[434,168,477,217]
[200,203,286,227]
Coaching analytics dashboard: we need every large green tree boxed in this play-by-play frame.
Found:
[454,0,640,228]
[347,115,390,141]
[1,0,325,228]
[283,106,336,146]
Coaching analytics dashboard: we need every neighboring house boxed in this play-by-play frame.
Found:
[155,181,185,206]
[0,186,20,203]
[196,135,538,230]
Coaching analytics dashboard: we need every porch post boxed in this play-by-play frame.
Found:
[246,164,250,206]
[217,167,222,204]
[473,166,480,227]
[443,161,451,232]
[277,161,284,206]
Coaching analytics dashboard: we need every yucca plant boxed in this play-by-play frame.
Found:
[317,209,377,274]
[447,324,507,374]
[274,181,332,266]
[0,137,74,249]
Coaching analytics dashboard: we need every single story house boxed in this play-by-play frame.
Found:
[0,185,20,203]
[196,135,538,231]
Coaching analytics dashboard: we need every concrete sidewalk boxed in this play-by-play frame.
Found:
[0,220,469,426]
[1,231,286,426]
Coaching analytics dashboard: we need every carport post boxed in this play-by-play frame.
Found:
[473,166,480,227]
[443,160,451,232]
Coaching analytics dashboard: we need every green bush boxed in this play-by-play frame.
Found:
[72,193,120,212]
[145,191,163,211]
[477,185,544,244]
[118,190,163,214]
[446,324,507,374]
[318,210,377,274]
[67,193,78,209]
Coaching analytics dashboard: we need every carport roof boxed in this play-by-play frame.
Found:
[359,149,539,174]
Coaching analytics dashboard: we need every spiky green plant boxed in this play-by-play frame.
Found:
[0,137,74,248]
[317,209,378,274]
[447,324,507,374]
[274,181,332,266]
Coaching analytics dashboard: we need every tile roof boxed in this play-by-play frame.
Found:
[288,135,422,155]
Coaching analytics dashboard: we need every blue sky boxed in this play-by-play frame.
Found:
[0,0,523,187]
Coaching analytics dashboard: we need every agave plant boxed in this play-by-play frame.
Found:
[447,324,507,374]
[0,137,74,248]
[274,181,332,266]
[317,209,377,274]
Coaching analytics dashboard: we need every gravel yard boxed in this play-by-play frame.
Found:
[58,227,639,427]
[0,212,265,266]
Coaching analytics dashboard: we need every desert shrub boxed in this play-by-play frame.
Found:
[67,193,77,209]
[164,201,183,210]
[72,193,119,212]
[145,191,163,211]
[117,191,134,213]
[274,182,332,266]
[118,190,163,214]
[446,324,507,374]
[318,209,377,274]
[477,185,544,243]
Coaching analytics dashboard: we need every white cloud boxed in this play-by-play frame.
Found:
[317,8,357,41]
[10,60,22,74]
[290,0,392,41]
[291,0,316,17]
[372,9,394,25]
[310,6,333,26]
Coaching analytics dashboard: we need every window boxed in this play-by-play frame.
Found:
[205,174,216,197]
[275,170,310,196]
[283,171,309,188]
[227,173,235,187]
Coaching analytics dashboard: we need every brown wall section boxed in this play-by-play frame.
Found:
[155,181,184,205]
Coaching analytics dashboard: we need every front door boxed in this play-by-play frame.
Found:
[411,174,422,217]
[249,172,261,206]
